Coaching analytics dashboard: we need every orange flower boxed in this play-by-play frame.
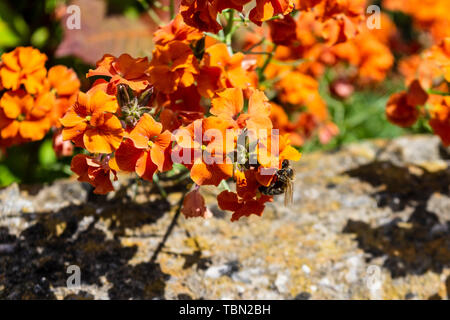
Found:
[87,54,151,92]
[275,71,321,107]
[71,154,116,194]
[249,0,295,26]
[425,38,450,83]
[204,43,254,91]
[429,96,450,146]
[48,65,80,97]
[210,88,272,132]
[0,90,53,143]
[316,0,365,45]
[113,114,172,180]
[60,90,124,153]
[154,14,203,45]
[217,190,273,221]
[196,65,223,98]
[173,117,234,186]
[256,132,301,185]
[398,55,441,90]
[383,0,450,42]
[47,65,80,127]
[148,41,199,94]
[269,102,305,146]
[331,32,394,83]
[0,47,47,94]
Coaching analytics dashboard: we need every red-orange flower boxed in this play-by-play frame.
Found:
[0,90,53,143]
[180,0,222,33]
[386,79,428,128]
[60,90,124,153]
[148,41,199,94]
[217,190,273,221]
[268,15,298,46]
[385,92,419,128]
[181,188,213,219]
[173,117,234,186]
[71,154,117,194]
[0,47,47,94]
[113,113,172,180]
[429,96,450,146]
[154,14,203,45]
[87,54,151,92]
[249,0,295,26]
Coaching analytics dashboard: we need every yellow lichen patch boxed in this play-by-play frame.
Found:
[55,222,67,237]
[419,160,448,173]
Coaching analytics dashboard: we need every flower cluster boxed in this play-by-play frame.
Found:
[383,0,450,146]
[0,46,80,155]
[0,1,393,221]
[58,1,393,220]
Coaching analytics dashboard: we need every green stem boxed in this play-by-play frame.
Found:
[258,45,278,82]
[153,173,167,199]
[427,89,450,96]
[169,0,175,20]
[222,9,236,54]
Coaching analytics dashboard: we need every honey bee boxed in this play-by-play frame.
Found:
[258,160,295,206]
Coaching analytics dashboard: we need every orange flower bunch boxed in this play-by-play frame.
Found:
[389,39,450,145]
[235,1,392,147]
[0,46,80,153]
[383,0,450,42]
[58,1,384,221]
[384,0,450,146]
[180,0,295,33]
[57,14,302,220]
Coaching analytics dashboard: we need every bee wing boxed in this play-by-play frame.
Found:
[284,180,294,206]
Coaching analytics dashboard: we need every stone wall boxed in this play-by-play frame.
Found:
[1,135,450,299]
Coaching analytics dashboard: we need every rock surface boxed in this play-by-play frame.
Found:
[1,134,450,300]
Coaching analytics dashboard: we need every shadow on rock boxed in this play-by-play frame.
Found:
[0,195,171,299]
[345,161,450,212]
[343,161,450,277]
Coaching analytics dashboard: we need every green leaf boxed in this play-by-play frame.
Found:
[31,27,50,48]
[0,164,19,187]
[38,139,57,167]
[0,2,29,40]
[0,19,20,47]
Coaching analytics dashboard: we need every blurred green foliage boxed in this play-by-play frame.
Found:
[0,138,73,187]
[301,73,430,153]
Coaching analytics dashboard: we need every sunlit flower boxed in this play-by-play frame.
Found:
[60,90,124,153]
[112,114,172,180]
[87,53,151,92]
[71,154,117,194]
[0,47,47,94]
